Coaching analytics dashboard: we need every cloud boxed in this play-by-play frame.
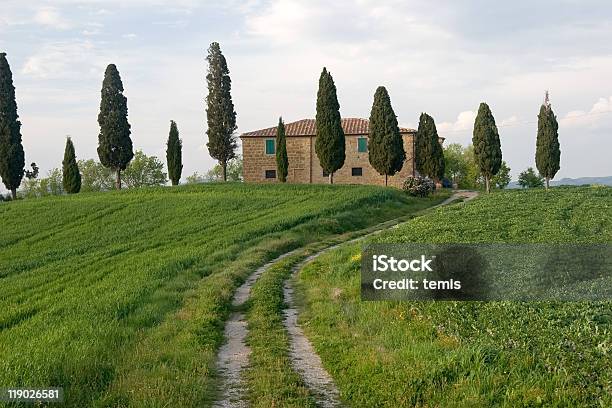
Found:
[560,96,612,128]
[438,111,477,134]
[34,7,71,30]
[21,40,101,79]
[500,116,519,127]
[245,0,317,44]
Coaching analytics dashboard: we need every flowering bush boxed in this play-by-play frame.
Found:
[402,176,435,197]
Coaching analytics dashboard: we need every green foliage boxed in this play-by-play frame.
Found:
[205,42,237,181]
[492,160,511,189]
[20,168,64,197]
[402,175,435,197]
[78,159,114,192]
[62,137,81,194]
[0,183,416,407]
[24,162,39,180]
[518,167,545,188]
[276,117,288,182]
[443,143,466,184]
[472,102,502,192]
[443,143,488,189]
[97,64,133,189]
[299,187,612,407]
[122,150,167,188]
[166,120,183,185]
[536,97,561,189]
[0,53,25,198]
[203,155,243,182]
[368,86,405,185]
[185,171,205,184]
[315,67,345,182]
[415,112,445,181]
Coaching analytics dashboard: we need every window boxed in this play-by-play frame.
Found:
[352,167,363,176]
[357,137,368,152]
[265,139,275,155]
[322,170,329,177]
[265,169,276,179]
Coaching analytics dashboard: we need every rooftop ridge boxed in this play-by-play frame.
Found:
[241,117,416,137]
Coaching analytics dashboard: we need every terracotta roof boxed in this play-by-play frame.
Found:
[240,118,416,137]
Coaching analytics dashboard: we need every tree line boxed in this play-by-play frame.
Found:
[0,42,237,199]
[0,44,561,199]
[274,67,561,193]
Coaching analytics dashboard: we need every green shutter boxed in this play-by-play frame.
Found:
[265,139,275,154]
[358,137,368,152]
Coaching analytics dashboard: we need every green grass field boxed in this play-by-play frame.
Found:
[296,187,612,407]
[0,183,436,407]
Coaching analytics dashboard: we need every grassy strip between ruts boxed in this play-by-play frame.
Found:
[244,194,453,407]
[295,186,612,407]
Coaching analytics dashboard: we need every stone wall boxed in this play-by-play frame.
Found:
[241,133,416,188]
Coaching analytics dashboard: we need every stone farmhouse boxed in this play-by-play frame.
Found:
[241,117,440,189]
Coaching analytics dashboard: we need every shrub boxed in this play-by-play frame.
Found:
[402,176,435,197]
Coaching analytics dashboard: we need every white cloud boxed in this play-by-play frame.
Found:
[34,7,71,30]
[245,0,317,44]
[122,33,137,39]
[21,40,100,79]
[561,96,612,128]
[438,111,477,134]
[500,115,519,127]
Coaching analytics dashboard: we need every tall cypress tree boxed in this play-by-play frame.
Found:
[0,52,25,199]
[536,91,560,190]
[166,120,182,185]
[472,102,502,193]
[206,42,237,182]
[368,86,405,186]
[315,67,345,184]
[415,113,445,182]
[62,137,81,194]
[97,64,133,190]
[276,117,288,182]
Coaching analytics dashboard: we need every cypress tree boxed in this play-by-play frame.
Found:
[166,120,182,185]
[315,67,345,184]
[62,137,81,194]
[472,102,502,193]
[415,113,445,182]
[536,91,560,190]
[206,42,237,182]
[368,86,405,186]
[0,52,25,199]
[97,64,133,189]
[276,117,288,182]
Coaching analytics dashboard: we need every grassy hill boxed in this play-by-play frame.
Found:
[297,186,611,407]
[0,183,444,407]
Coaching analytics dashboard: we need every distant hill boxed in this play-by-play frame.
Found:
[508,176,612,189]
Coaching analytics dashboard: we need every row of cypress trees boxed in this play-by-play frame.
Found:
[470,96,560,193]
[0,51,195,196]
[0,42,240,197]
[273,65,560,193]
[0,46,562,196]
[274,67,444,186]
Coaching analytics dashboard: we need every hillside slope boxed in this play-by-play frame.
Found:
[0,183,444,407]
[298,186,611,407]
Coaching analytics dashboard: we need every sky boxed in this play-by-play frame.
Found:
[1,0,611,186]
